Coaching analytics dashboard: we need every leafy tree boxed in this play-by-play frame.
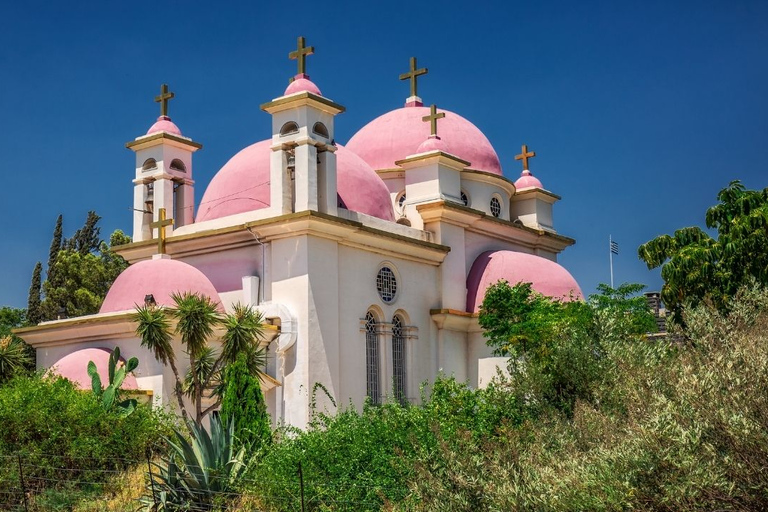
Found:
[638,180,768,324]
[0,307,25,337]
[134,294,266,426]
[40,221,130,320]
[590,282,657,337]
[26,262,43,325]
[220,353,272,452]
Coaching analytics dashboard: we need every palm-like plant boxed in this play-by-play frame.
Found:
[141,412,250,511]
[0,336,33,383]
[133,293,266,426]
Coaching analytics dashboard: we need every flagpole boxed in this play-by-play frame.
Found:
[609,235,614,288]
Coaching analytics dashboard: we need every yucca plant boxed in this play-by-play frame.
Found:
[141,412,250,511]
[0,336,33,383]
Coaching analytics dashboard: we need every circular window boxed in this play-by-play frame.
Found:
[490,196,501,217]
[460,190,469,207]
[397,191,406,209]
[376,266,398,303]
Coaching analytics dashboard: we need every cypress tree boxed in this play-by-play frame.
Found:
[68,211,101,254]
[220,353,272,451]
[47,215,63,284]
[26,262,43,325]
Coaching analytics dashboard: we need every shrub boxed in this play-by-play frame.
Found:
[0,373,172,508]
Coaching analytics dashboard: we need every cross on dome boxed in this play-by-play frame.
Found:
[399,57,428,100]
[515,144,536,171]
[422,104,445,137]
[289,36,315,77]
[150,208,174,255]
[154,84,175,117]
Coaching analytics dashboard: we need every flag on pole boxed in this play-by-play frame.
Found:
[610,240,619,255]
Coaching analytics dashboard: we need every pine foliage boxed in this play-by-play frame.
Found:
[220,353,272,452]
[26,262,42,325]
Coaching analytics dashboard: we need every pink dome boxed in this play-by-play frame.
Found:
[346,106,502,174]
[514,170,543,190]
[197,141,395,222]
[50,347,138,391]
[100,258,223,313]
[416,136,448,153]
[466,250,583,312]
[284,75,322,96]
[147,116,182,136]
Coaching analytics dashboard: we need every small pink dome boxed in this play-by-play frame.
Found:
[284,75,322,96]
[196,141,395,222]
[514,170,543,190]
[147,116,182,136]
[346,106,502,174]
[416,136,447,153]
[100,258,223,313]
[50,347,139,391]
[466,250,583,312]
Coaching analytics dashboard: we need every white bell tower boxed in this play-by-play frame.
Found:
[260,37,344,217]
[126,84,202,242]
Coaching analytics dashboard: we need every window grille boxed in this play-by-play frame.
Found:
[398,192,406,209]
[376,267,398,303]
[365,312,380,405]
[392,316,406,404]
[490,196,501,217]
[460,190,469,206]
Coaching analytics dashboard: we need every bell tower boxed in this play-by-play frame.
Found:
[260,37,344,217]
[126,84,202,242]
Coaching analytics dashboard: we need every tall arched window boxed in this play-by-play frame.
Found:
[365,311,380,405]
[392,315,406,404]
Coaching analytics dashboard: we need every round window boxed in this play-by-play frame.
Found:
[490,196,501,217]
[376,266,398,303]
[460,190,469,206]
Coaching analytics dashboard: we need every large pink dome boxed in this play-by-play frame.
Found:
[100,258,223,313]
[346,106,502,175]
[196,141,395,222]
[50,348,139,391]
[466,250,583,312]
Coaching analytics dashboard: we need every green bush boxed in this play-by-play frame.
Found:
[0,373,172,507]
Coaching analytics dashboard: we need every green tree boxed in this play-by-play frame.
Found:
[220,353,272,451]
[26,262,43,325]
[0,307,25,337]
[40,222,130,320]
[638,180,768,324]
[46,214,63,287]
[134,294,266,426]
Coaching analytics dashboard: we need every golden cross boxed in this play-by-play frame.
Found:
[515,144,536,171]
[154,84,175,117]
[150,207,174,254]
[289,36,315,76]
[399,57,428,98]
[422,104,445,137]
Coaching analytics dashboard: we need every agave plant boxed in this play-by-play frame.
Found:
[141,412,250,511]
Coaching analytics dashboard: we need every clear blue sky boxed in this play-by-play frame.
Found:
[1,0,766,308]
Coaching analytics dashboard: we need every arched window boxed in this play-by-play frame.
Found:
[170,159,186,172]
[365,311,380,405]
[312,122,329,138]
[392,315,407,404]
[460,190,469,207]
[142,158,157,172]
[280,121,299,136]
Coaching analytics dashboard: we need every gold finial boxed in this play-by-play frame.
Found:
[422,104,445,137]
[289,36,315,76]
[150,208,174,254]
[154,84,175,117]
[399,57,428,98]
[515,144,536,171]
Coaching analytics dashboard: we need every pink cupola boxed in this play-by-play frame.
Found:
[514,169,544,190]
[466,250,583,312]
[100,258,223,313]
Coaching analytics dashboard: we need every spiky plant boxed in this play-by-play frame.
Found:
[0,336,33,383]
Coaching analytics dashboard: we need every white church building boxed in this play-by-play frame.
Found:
[19,39,582,429]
